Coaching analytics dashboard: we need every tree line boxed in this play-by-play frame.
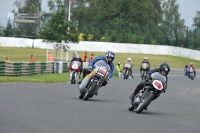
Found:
[1,0,200,50]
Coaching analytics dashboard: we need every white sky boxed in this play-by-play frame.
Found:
[0,0,200,27]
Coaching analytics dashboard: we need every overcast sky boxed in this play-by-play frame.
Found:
[0,0,200,27]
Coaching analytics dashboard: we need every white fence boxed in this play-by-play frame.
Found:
[0,37,200,61]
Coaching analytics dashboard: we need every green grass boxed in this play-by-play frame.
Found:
[0,46,199,83]
[0,73,70,83]
[0,46,199,68]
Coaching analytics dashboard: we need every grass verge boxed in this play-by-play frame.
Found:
[0,46,199,83]
[0,73,70,83]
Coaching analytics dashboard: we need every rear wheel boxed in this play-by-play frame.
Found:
[135,92,154,114]
[83,81,97,101]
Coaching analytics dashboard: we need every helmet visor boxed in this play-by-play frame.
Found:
[108,57,114,62]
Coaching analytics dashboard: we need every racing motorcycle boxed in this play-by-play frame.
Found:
[188,67,195,80]
[141,63,150,81]
[69,61,81,84]
[78,60,110,101]
[184,65,189,76]
[123,63,131,79]
[128,72,166,114]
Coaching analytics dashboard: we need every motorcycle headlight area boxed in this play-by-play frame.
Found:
[152,80,163,90]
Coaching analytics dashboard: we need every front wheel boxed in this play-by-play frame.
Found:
[190,72,194,80]
[71,71,75,84]
[83,81,97,101]
[124,69,128,79]
[141,70,146,81]
[135,92,154,114]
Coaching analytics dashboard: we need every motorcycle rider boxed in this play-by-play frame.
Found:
[70,54,83,78]
[140,57,150,76]
[123,58,134,78]
[129,62,170,109]
[184,64,188,76]
[78,50,115,99]
[187,62,196,77]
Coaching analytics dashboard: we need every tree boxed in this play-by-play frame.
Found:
[4,20,13,37]
[13,0,41,37]
[40,0,68,28]
[40,9,79,43]
[70,0,164,44]
[160,0,185,46]
[192,11,200,28]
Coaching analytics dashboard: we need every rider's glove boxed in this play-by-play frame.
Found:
[145,73,150,81]
[106,77,110,82]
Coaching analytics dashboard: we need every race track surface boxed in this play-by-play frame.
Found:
[0,69,200,133]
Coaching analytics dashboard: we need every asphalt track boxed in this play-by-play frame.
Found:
[0,69,200,133]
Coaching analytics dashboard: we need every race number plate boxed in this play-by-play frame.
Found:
[97,67,107,77]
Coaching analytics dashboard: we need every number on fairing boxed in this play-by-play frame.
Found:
[72,62,78,69]
[97,67,107,77]
[152,80,163,90]
[125,63,131,68]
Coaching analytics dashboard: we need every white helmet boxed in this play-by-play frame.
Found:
[127,58,132,63]
[144,57,148,61]
[118,62,120,65]
[76,54,80,58]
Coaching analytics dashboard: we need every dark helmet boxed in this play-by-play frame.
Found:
[105,50,115,63]
[159,62,170,76]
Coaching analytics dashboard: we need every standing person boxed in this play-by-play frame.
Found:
[5,57,10,62]
[48,53,54,62]
[29,55,35,62]
[81,52,87,62]
[72,53,76,59]
[116,62,123,78]
[88,53,94,62]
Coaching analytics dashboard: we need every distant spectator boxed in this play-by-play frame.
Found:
[81,52,87,62]
[88,53,94,62]
[5,57,10,62]
[72,53,76,59]
[48,53,54,62]
[29,55,35,62]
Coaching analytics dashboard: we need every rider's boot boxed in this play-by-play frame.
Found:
[79,91,85,99]
[94,91,98,96]
[129,93,134,101]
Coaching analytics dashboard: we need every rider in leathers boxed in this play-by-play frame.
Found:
[78,50,115,99]
[123,58,134,78]
[70,54,83,78]
[140,57,150,76]
[129,62,170,109]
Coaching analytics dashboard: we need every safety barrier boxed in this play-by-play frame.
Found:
[0,61,88,76]
[0,61,54,76]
